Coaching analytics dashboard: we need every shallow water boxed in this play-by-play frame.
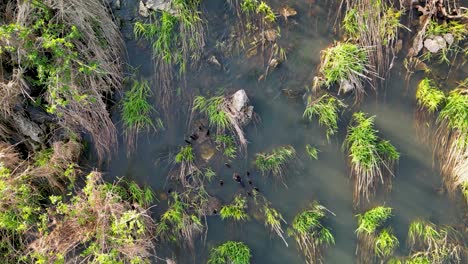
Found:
[105,1,465,263]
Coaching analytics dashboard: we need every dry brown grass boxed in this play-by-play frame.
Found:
[28,171,157,263]
[0,0,124,161]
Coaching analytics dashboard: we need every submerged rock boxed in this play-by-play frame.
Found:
[139,0,176,17]
[12,112,44,144]
[229,89,253,126]
[264,29,278,42]
[200,143,215,162]
[279,6,297,20]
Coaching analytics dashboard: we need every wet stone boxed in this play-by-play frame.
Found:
[200,143,215,162]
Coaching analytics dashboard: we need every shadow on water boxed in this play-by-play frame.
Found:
[103,0,464,263]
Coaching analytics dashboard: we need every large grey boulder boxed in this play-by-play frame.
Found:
[12,113,44,144]
[229,89,253,125]
[424,36,447,53]
[139,0,176,17]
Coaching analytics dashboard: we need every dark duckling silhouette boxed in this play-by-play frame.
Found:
[233,173,245,187]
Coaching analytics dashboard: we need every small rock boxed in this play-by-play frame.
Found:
[166,259,176,264]
[339,79,354,94]
[200,143,215,162]
[208,55,222,68]
[424,36,446,53]
[268,58,279,69]
[139,0,176,17]
[114,0,121,9]
[12,112,44,144]
[279,6,297,20]
[443,33,454,46]
[231,89,249,112]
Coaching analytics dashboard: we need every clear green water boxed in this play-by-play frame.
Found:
[104,0,465,263]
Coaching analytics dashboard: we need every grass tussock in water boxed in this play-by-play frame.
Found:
[415,78,445,142]
[122,78,163,156]
[255,145,296,182]
[0,0,123,160]
[134,0,205,109]
[262,202,288,246]
[313,42,376,102]
[406,220,466,263]
[304,94,346,140]
[208,241,251,264]
[220,195,249,222]
[355,206,398,264]
[193,94,249,148]
[343,112,399,206]
[288,201,335,264]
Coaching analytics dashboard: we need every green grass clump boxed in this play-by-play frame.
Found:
[342,8,360,39]
[288,202,334,264]
[305,144,319,160]
[256,1,276,23]
[263,204,288,246]
[374,228,399,258]
[220,195,249,222]
[407,220,464,263]
[416,78,445,112]
[356,206,398,263]
[343,112,399,206]
[303,94,346,140]
[356,206,393,235]
[255,146,296,180]
[193,96,230,132]
[208,241,251,264]
[215,134,237,160]
[122,79,163,155]
[157,192,203,248]
[319,42,368,87]
[175,145,195,163]
[426,20,467,41]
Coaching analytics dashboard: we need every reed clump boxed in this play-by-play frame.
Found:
[122,78,163,156]
[355,206,398,264]
[255,145,296,181]
[415,78,445,142]
[263,203,288,246]
[343,112,399,206]
[208,241,251,264]
[134,0,205,109]
[303,94,346,140]
[220,195,249,222]
[288,201,335,264]
[407,220,466,263]
[313,42,376,102]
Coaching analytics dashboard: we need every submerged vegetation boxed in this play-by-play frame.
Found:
[344,112,399,206]
[208,241,251,264]
[356,206,398,263]
[288,201,335,264]
[255,145,296,181]
[122,78,163,155]
[304,94,346,140]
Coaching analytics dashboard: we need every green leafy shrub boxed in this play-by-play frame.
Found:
[255,145,296,180]
[303,94,346,140]
[220,195,249,221]
[208,241,251,264]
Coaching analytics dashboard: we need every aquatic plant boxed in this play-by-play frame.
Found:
[342,0,404,86]
[122,78,163,156]
[314,42,375,102]
[288,201,335,264]
[174,145,198,186]
[407,220,465,263]
[207,241,251,264]
[416,78,446,113]
[434,81,468,198]
[255,145,296,181]
[263,204,288,246]
[305,144,319,160]
[215,134,238,160]
[193,95,248,148]
[134,0,205,108]
[343,112,399,206]
[356,206,398,263]
[220,195,249,222]
[0,0,123,160]
[303,94,346,140]
[157,192,203,249]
